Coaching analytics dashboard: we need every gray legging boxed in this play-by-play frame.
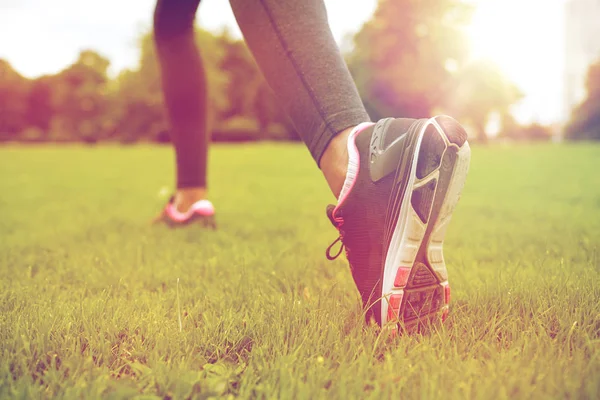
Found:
[154,0,370,188]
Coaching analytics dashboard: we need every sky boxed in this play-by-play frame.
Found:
[0,0,568,124]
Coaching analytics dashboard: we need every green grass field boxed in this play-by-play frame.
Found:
[1,143,599,399]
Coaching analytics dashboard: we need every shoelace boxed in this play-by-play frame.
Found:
[325,204,346,260]
[326,234,345,260]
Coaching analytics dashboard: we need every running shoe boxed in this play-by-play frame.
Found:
[326,116,470,330]
[153,196,216,228]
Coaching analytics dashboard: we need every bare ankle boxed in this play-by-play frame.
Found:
[320,126,355,198]
[175,187,206,212]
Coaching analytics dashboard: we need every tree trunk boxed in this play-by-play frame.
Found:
[475,120,488,143]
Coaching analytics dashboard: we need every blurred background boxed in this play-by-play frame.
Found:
[0,0,598,144]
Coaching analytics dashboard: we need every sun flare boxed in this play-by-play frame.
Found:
[465,0,566,123]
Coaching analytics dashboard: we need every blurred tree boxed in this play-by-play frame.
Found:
[115,29,230,143]
[26,76,55,137]
[503,122,553,141]
[112,34,167,143]
[498,112,519,139]
[446,59,522,142]
[217,31,259,121]
[215,30,293,141]
[0,28,303,143]
[565,60,600,140]
[48,50,112,143]
[0,59,30,139]
[347,0,472,120]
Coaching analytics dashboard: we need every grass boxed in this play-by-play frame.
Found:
[0,142,599,399]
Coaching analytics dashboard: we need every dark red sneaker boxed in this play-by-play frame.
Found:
[326,116,470,330]
[154,196,216,228]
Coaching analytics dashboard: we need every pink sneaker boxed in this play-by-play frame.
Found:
[154,196,216,229]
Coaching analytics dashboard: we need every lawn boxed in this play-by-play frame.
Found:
[0,143,599,399]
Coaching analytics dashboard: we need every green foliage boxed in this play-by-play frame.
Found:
[446,60,523,142]
[0,29,293,144]
[0,60,30,137]
[347,0,525,142]
[49,50,113,143]
[0,1,543,143]
[1,144,599,398]
[111,29,232,143]
[213,115,260,141]
[348,0,473,119]
[217,32,291,136]
[503,123,553,141]
[26,77,55,136]
[565,60,600,140]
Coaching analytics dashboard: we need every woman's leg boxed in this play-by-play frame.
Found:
[154,0,208,211]
[229,0,372,197]
[228,0,471,328]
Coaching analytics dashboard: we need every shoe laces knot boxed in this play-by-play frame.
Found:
[325,205,347,260]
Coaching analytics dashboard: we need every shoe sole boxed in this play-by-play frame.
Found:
[381,115,470,330]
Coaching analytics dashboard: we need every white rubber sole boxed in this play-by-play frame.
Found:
[380,116,471,327]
